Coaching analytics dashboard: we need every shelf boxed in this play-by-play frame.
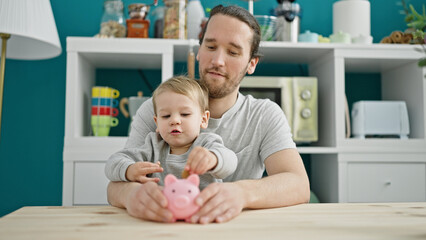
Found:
[338,138,426,153]
[260,42,422,65]
[64,136,127,146]
[63,137,127,161]
[78,52,163,69]
[63,137,339,156]
[297,147,338,154]
[67,37,179,53]
[67,37,175,69]
[67,37,424,68]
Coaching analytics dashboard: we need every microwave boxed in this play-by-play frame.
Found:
[240,76,318,143]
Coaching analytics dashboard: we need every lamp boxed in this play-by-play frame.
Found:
[0,0,62,139]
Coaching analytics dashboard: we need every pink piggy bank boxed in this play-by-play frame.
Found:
[163,174,200,222]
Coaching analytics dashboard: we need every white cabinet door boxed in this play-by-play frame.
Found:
[74,162,109,205]
[347,162,426,202]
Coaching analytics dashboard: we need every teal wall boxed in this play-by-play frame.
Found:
[0,0,423,216]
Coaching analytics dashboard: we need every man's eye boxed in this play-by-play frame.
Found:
[229,50,238,56]
[206,45,216,50]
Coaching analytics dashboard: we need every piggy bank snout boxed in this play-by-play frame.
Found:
[174,195,191,209]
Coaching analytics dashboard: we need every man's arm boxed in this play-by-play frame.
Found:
[243,148,310,208]
[190,148,310,224]
[107,181,174,222]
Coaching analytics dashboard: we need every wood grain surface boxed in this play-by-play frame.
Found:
[1,203,425,240]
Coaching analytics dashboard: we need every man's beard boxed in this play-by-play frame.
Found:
[200,66,247,99]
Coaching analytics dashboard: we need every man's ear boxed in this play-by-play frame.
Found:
[247,57,259,75]
[153,116,159,133]
[200,110,210,129]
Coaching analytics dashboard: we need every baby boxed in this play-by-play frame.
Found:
[105,76,237,189]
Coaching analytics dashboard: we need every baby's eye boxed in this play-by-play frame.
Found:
[172,189,175,193]
[188,189,191,194]
[181,113,191,117]
[161,115,170,119]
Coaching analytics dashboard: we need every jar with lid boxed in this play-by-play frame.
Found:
[126,3,150,38]
[99,0,126,38]
[163,0,187,39]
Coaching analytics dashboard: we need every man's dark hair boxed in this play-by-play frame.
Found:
[199,5,262,60]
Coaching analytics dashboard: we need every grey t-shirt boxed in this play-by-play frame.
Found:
[126,93,296,182]
[105,132,237,190]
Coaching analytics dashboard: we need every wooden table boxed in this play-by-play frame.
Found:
[1,203,425,240]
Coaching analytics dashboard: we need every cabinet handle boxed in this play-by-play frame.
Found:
[384,181,392,186]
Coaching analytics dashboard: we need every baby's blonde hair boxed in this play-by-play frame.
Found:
[152,76,209,115]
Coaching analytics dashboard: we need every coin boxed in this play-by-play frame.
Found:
[181,169,189,179]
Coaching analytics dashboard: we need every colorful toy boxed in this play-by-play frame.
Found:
[163,174,200,222]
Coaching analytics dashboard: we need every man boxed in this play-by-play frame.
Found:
[106,5,310,224]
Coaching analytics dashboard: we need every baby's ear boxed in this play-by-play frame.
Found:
[164,174,178,186]
[153,116,159,132]
[187,174,200,187]
[200,110,210,129]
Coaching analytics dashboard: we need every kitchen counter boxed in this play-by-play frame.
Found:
[1,202,425,240]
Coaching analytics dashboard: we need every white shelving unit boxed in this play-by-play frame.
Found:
[309,43,426,203]
[63,37,426,206]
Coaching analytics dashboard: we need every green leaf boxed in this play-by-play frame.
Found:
[423,4,426,18]
[405,15,414,22]
[406,4,426,30]
[408,20,426,30]
[418,58,426,67]
[410,4,423,19]
[412,29,425,39]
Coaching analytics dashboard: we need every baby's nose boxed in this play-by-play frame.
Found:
[170,115,181,125]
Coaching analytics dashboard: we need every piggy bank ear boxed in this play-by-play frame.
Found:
[165,174,178,186]
[187,174,200,187]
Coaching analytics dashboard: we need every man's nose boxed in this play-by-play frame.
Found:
[211,49,225,67]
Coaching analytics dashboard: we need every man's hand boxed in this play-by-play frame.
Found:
[190,182,246,224]
[186,146,218,175]
[126,162,163,183]
[123,181,174,222]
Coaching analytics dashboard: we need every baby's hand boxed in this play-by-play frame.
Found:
[186,146,218,175]
[126,162,163,183]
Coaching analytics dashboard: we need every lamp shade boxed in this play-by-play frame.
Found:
[0,0,62,60]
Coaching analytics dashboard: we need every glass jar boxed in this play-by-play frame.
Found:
[99,0,126,38]
[163,0,187,39]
